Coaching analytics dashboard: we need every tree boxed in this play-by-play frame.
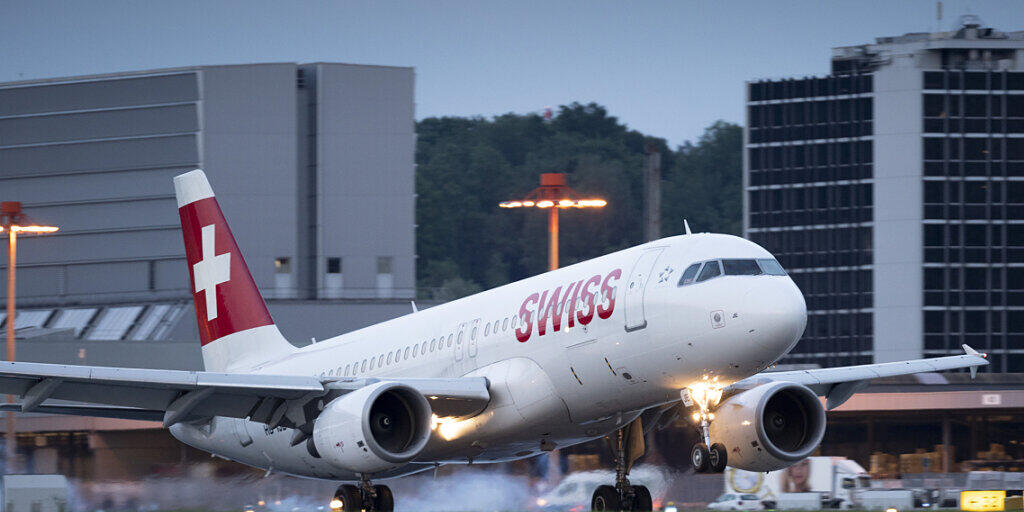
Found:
[415,105,741,297]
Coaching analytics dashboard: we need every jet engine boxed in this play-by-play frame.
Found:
[708,381,825,472]
[311,381,432,474]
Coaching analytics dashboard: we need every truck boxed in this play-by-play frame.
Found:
[1,474,69,512]
[719,456,871,510]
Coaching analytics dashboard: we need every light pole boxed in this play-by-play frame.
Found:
[499,174,605,483]
[499,173,606,271]
[1,201,58,473]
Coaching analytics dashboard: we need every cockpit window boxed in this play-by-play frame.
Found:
[696,260,722,282]
[722,259,763,276]
[757,258,787,276]
[678,263,701,286]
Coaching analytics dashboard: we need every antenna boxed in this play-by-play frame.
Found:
[683,219,692,235]
[411,301,418,313]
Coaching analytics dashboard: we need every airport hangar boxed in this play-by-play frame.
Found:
[0,55,1021,482]
[0,62,429,479]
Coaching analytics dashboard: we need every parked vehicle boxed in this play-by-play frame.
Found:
[706,493,765,510]
[721,456,870,509]
[533,466,668,511]
[1,474,69,512]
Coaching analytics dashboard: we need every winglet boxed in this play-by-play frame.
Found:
[962,344,985,379]
[683,219,692,235]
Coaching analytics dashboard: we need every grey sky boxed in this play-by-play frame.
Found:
[3,0,1023,146]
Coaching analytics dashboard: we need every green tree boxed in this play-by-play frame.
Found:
[415,105,741,297]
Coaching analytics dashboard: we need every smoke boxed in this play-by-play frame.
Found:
[389,467,532,512]
[67,463,701,511]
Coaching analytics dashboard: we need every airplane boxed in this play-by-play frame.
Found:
[0,169,987,512]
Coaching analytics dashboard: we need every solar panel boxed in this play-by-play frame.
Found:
[130,304,172,341]
[51,308,98,337]
[87,306,144,340]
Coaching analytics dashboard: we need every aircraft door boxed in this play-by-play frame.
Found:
[468,318,480,358]
[623,247,666,332]
[454,322,467,362]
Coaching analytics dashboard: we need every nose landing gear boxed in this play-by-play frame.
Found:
[682,379,728,474]
[590,418,653,511]
[332,476,393,511]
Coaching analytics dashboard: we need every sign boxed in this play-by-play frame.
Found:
[961,490,1005,512]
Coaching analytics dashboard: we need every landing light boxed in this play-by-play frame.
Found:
[329,498,344,510]
[537,498,548,506]
[886,508,898,512]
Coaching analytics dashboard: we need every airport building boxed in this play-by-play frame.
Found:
[744,18,1024,372]
[0,62,423,478]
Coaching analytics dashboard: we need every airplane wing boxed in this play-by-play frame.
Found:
[0,360,490,428]
[733,344,989,410]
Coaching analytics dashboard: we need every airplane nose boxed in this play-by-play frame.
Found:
[742,278,807,355]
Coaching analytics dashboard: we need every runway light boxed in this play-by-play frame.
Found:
[536,200,554,208]
[537,498,548,506]
[558,199,574,207]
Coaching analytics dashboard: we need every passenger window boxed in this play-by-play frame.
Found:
[696,261,722,282]
[430,338,437,352]
[369,358,375,370]
[378,354,384,367]
[387,352,393,365]
[757,258,787,276]
[404,346,410,359]
[722,259,763,276]
[678,263,701,286]
[344,364,350,376]
[328,369,334,376]
[447,333,453,347]
[484,324,490,336]
[421,341,428,355]
[502,317,509,331]
[336,367,342,375]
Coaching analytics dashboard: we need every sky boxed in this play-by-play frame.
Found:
[3,0,1023,147]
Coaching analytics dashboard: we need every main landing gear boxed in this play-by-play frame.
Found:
[331,475,393,512]
[683,378,728,474]
[591,419,653,512]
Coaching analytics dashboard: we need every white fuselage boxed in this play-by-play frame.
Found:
[171,233,807,480]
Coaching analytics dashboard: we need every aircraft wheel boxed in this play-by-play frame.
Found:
[709,443,729,473]
[691,443,710,473]
[373,485,394,511]
[631,485,653,511]
[592,484,621,511]
[332,484,361,512]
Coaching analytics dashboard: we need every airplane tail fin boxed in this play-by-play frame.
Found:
[173,169,296,372]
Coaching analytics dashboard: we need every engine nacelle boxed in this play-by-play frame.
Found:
[709,381,826,472]
[312,381,432,474]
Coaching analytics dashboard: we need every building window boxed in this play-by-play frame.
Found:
[274,258,291,274]
[377,257,393,275]
[376,256,394,298]
[327,257,342,274]
[324,257,343,299]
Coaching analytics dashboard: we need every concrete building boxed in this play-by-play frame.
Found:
[0,62,415,309]
[0,62,424,477]
[744,17,1024,372]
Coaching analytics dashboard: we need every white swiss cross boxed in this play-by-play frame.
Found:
[193,224,231,321]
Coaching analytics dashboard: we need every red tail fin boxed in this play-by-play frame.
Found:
[174,170,294,371]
